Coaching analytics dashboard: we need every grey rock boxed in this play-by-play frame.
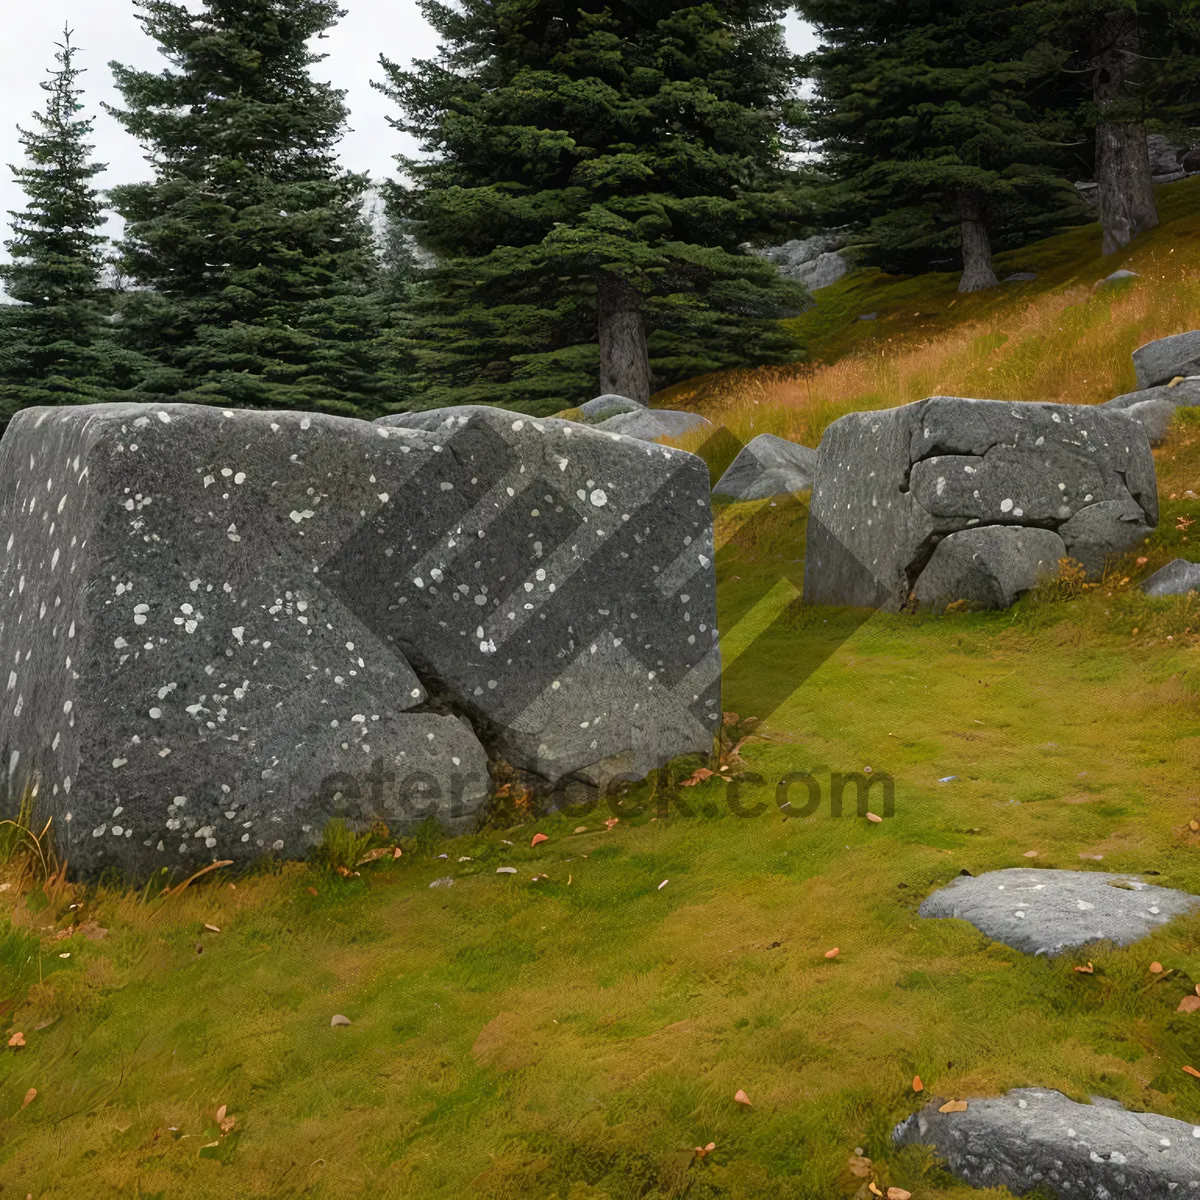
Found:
[791,250,848,292]
[804,397,1158,610]
[912,526,1065,612]
[918,867,1200,956]
[1147,132,1188,176]
[1184,147,1200,173]
[894,1087,1200,1199]
[1143,557,1200,596]
[1003,271,1038,283]
[1134,330,1200,389]
[592,408,714,443]
[576,393,643,421]
[374,406,721,786]
[857,312,878,321]
[1118,397,1176,446]
[1103,268,1140,283]
[0,402,720,879]
[1104,378,1200,410]
[746,231,847,280]
[712,434,818,501]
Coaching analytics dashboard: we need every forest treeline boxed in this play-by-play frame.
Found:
[1,0,1198,428]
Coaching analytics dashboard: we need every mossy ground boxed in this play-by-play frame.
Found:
[6,192,1200,1200]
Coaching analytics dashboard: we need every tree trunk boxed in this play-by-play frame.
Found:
[1092,9,1158,255]
[597,274,651,403]
[957,189,999,294]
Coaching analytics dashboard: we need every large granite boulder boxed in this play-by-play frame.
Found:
[1133,331,1200,390]
[804,397,1158,610]
[1143,557,1200,596]
[895,1088,1200,1198]
[0,403,720,878]
[912,526,1065,613]
[592,409,714,443]
[1117,397,1177,446]
[919,868,1200,957]
[712,434,818,501]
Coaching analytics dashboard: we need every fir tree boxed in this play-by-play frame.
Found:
[104,0,386,416]
[798,0,1088,289]
[375,0,813,412]
[0,28,147,429]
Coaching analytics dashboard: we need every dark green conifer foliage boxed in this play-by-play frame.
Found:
[105,0,386,416]
[375,0,814,413]
[0,28,147,430]
[797,0,1088,288]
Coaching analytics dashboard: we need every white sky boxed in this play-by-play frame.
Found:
[0,0,818,272]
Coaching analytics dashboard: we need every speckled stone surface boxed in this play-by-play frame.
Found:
[895,1088,1200,1198]
[803,397,1158,610]
[1143,557,1200,596]
[592,409,714,442]
[1134,330,1200,389]
[911,526,1065,612]
[0,402,720,877]
[919,869,1200,956]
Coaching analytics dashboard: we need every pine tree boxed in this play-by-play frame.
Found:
[374,0,814,412]
[0,28,147,430]
[104,0,386,417]
[1023,0,1200,255]
[798,0,1088,290]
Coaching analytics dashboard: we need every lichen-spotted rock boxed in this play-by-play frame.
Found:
[0,403,720,878]
[804,397,1157,610]
[919,868,1200,956]
[895,1088,1200,1198]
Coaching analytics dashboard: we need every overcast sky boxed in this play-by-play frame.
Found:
[1,0,818,271]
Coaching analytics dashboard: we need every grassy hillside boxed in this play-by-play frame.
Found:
[658,176,1200,458]
[5,183,1200,1200]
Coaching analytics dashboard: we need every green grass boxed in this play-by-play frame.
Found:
[8,188,1200,1199]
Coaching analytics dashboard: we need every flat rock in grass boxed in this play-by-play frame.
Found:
[919,868,1200,956]
[712,433,818,501]
[1134,330,1200,389]
[912,526,1064,612]
[592,409,714,443]
[1105,378,1200,410]
[576,394,643,421]
[894,1088,1200,1199]
[804,397,1158,609]
[1143,557,1200,596]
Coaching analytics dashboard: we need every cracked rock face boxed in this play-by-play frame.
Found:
[0,402,719,878]
[712,434,818,501]
[576,394,643,420]
[919,869,1200,957]
[1142,558,1200,596]
[894,1088,1200,1199]
[803,397,1158,610]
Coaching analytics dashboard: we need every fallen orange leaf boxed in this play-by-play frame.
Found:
[7,1032,25,1048]
[203,923,220,933]
[1074,962,1094,974]
[306,886,318,896]
[938,1100,968,1113]
[1023,850,1038,858]
[733,1089,752,1106]
[824,947,840,959]
[605,817,619,829]
[574,826,587,834]
[866,812,883,823]
[392,847,402,860]
[868,1184,883,1198]
[531,833,549,847]
[1151,962,1164,974]
[912,1075,923,1092]
[22,1087,36,1109]
[215,1105,227,1122]
[887,1190,913,1200]
[1179,996,1200,1013]
[694,1141,715,1157]
[1184,1065,1200,1079]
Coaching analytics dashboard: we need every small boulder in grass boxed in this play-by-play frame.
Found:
[330,1014,352,1027]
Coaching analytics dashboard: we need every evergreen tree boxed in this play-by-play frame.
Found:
[375,0,814,412]
[1023,0,1200,255]
[797,0,1088,290]
[0,28,147,430]
[104,0,386,417]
